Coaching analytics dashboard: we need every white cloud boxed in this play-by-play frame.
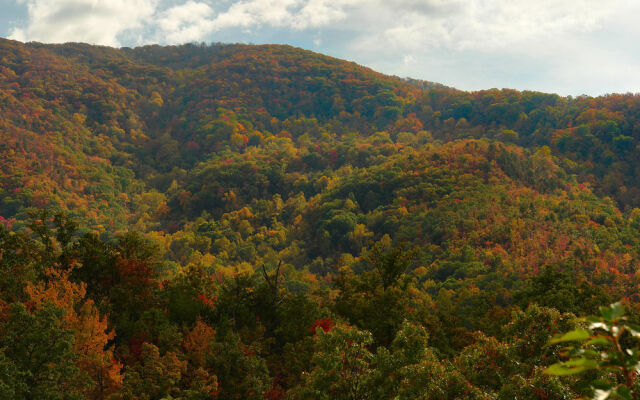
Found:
[209,0,350,31]
[210,0,299,31]
[11,0,613,50]
[9,0,157,46]
[347,0,615,54]
[7,0,353,46]
[333,0,637,95]
[157,1,215,43]
[402,54,415,67]
[292,0,349,29]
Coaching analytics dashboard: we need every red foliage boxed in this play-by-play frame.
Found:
[328,150,338,165]
[310,318,333,334]
[264,385,285,400]
[242,346,255,355]
[116,256,155,304]
[197,293,217,308]
[186,141,201,151]
[533,387,549,399]
[128,335,147,362]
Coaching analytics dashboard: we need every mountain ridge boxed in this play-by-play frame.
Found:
[3,37,640,399]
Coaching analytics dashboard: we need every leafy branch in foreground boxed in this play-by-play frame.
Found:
[544,302,640,400]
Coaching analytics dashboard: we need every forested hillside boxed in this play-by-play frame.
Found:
[2,38,640,399]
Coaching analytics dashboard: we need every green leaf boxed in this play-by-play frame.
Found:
[543,364,581,376]
[543,364,587,376]
[586,337,613,346]
[581,349,600,359]
[586,316,602,323]
[543,358,598,376]
[600,302,625,321]
[549,329,591,344]
[568,347,586,357]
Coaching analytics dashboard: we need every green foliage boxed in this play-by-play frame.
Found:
[501,304,578,368]
[0,303,82,400]
[120,343,186,400]
[513,266,612,315]
[454,331,516,391]
[292,321,493,399]
[0,224,40,301]
[545,302,640,400]
[498,367,573,400]
[208,332,271,400]
[334,241,419,346]
[5,39,640,399]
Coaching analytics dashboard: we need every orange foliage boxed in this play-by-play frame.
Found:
[26,268,123,399]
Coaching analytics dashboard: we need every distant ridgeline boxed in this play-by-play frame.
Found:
[1,37,640,399]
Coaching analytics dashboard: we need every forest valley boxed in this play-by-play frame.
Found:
[3,38,640,399]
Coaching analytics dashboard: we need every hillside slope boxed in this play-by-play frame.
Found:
[2,38,640,296]
[4,38,640,399]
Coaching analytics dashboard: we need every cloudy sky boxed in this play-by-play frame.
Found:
[1,0,639,96]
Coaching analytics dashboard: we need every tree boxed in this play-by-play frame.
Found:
[513,266,611,315]
[0,224,39,302]
[25,268,123,399]
[208,332,271,400]
[291,324,375,400]
[0,302,82,400]
[120,343,186,400]
[453,332,515,392]
[334,241,417,345]
[291,321,492,399]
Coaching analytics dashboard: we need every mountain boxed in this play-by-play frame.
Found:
[1,38,640,398]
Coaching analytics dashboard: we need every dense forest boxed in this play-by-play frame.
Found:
[2,38,640,399]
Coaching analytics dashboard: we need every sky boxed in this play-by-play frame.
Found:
[1,0,639,97]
